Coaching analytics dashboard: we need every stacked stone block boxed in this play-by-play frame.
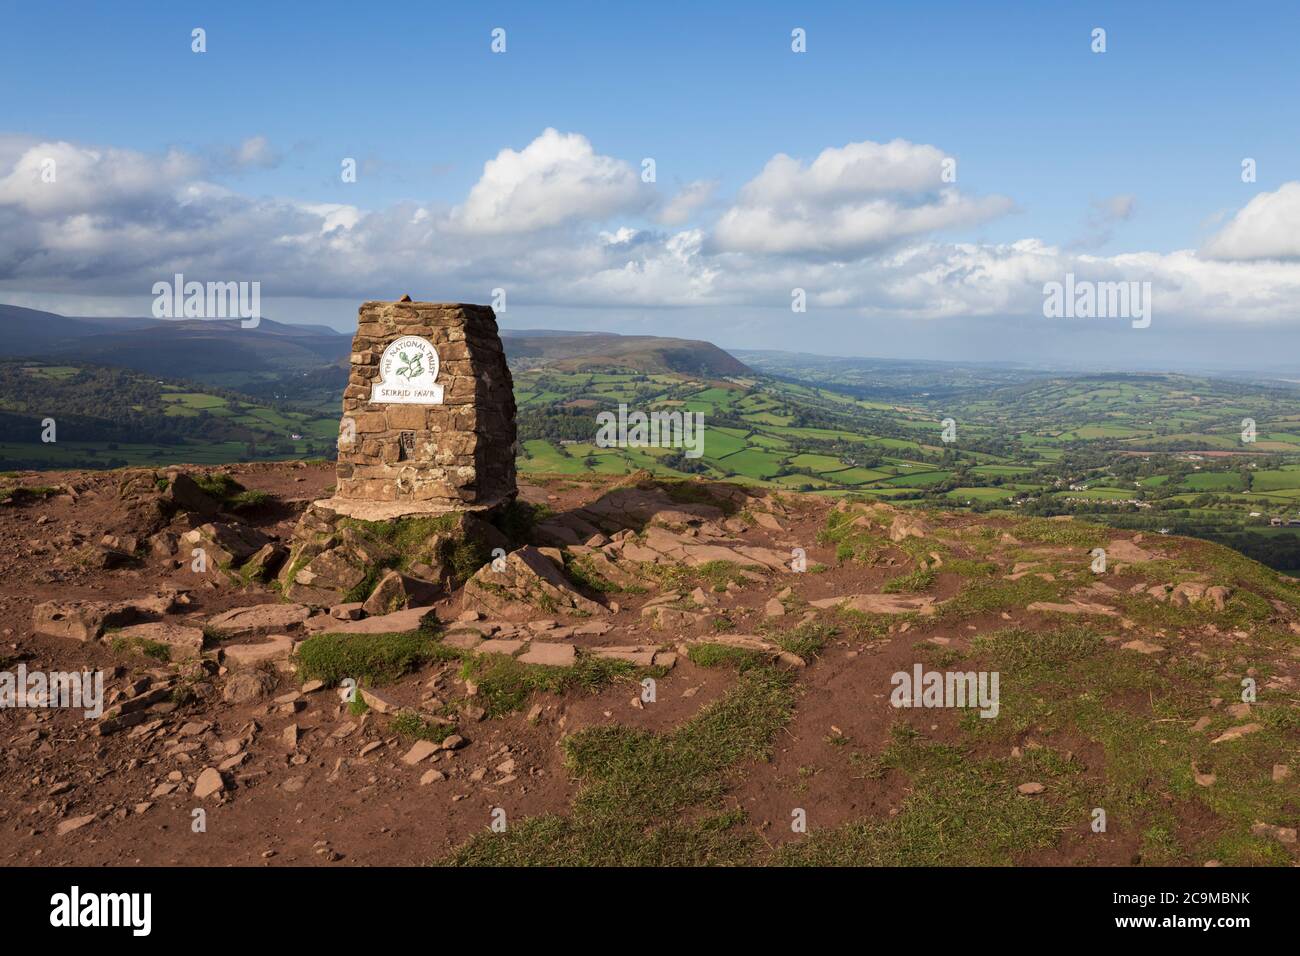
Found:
[334,298,517,511]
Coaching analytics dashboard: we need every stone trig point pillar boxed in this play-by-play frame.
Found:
[326,296,517,519]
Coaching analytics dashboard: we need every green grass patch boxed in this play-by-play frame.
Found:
[296,626,447,687]
[776,725,1086,866]
[818,507,890,564]
[834,608,895,642]
[337,513,492,591]
[1013,518,1107,548]
[193,472,244,501]
[391,709,458,744]
[937,574,1063,621]
[459,652,637,718]
[962,623,1299,865]
[687,642,762,669]
[563,554,620,593]
[882,566,938,593]
[942,558,999,578]
[644,558,757,593]
[773,622,834,660]
[108,635,172,662]
[444,666,795,866]
[0,484,60,504]
[229,489,273,510]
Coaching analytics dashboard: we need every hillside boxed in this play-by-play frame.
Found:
[513,365,1300,571]
[0,304,750,386]
[0,465,1296,867]
[0,304,350,379]
[9,323,1300,569]
[0,360,338,469]
[502,329,752,377]
[0,305,162,355]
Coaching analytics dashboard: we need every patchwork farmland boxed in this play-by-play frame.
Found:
[9,353,1300,571]
[513,363,1300,571]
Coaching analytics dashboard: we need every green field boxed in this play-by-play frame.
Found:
[10,354,1300,571]
[508,362,1300,570]
[0,361,338,470]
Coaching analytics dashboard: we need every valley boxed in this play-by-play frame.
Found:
[5,316,1300,571]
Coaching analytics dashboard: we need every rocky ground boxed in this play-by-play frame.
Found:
[0,463,1297,866]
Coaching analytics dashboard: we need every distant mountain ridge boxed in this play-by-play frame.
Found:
[0,304,350,376]
[0,304,749,380]
[501,329,751,377]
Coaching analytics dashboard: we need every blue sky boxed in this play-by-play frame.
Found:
[3,0,1300,367]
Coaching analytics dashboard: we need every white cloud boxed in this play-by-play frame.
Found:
[712,138,1013,258]
[739,139,950,204]
[1201,181,1300,261]
[447,128,650,234]
[0,139,361,295]
[656,179,717,226]
[4,131,1300,330]
[300,202,363,234]
[231,135,279,170]
[0,140,200,216]
[715,190,1013,259]
[598,226,640,246]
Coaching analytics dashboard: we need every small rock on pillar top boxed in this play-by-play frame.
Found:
[323,297,517,520]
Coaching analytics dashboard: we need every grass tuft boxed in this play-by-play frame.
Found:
[296,626,448,687]
[444,665,794,866]
[460,652,636,718]
[775,726,1085,866]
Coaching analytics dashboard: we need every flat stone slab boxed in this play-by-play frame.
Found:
[442,631,483,651]
[33,600,125,642]
[401,740,440,765]
[302,613,335,632]
[1212,723,1262,744]
[476,639,525,657]
[533,626,575,641]
[222,635,296,666]
[810,593,936,614]
[1120,639,1164,655]
[1027,600,1119,617]
[447,621,497,636]
[1106,538,1157,563]
[698,634,776,652]
[591,645,658,667]
[110,622,204,660]
[320,606,439,634]
[517,643,576,667]
[193,767,225,799]
[359,686,401,714]
[206,603,312,639]
[32,594,177,642]
[57,814,96,835]
[314,497,505,521]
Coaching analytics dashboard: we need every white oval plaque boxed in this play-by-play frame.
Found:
[369,336,444,404]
